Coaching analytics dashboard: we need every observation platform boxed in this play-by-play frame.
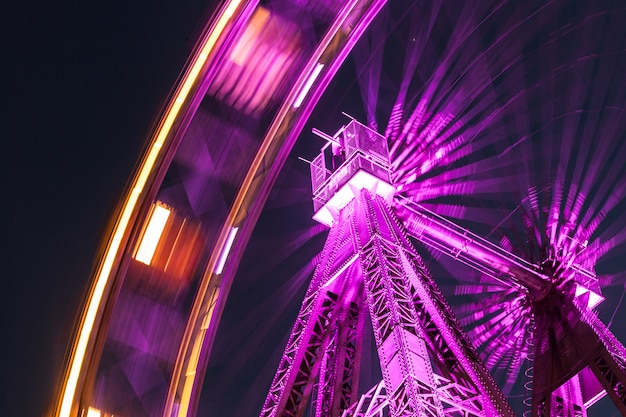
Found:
[310,120,394,227]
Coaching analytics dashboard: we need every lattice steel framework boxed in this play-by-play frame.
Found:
[529,287,626,416]
[260,188,515,417]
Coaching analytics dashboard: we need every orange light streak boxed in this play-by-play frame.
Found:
[55,1,243,416]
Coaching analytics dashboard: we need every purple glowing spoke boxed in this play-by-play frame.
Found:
[342,2,626,415]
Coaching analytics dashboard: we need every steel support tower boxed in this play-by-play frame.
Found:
[260,121,515,417]
[260,120,626,416]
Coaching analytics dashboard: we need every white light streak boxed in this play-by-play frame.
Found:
[135,204,171,265]
[86,408,102,417]
[215,227,239,274]
[293,63,324,108]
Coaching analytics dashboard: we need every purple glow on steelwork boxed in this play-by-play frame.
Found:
[344,2,626,413]
[258,120,517,417]
[260,189,515,417]
[197,2,626,416]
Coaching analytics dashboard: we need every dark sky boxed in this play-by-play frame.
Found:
[5,2,214,415]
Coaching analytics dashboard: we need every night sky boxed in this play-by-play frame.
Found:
[6,1,626,417]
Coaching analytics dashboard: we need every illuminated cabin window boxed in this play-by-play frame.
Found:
[131,202,204,301]
[134,203,171,265]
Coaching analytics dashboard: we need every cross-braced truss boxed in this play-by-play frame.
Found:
[530,288,626,416]
[260,190,515,417]
[340,374,488,417]
[396,198,626,416]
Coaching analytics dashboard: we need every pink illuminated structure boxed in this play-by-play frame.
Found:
[261,120,626,417]
[262,121,514,417]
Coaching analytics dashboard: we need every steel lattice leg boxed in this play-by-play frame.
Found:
[357,192,515,417]
[261,190,515,417]
[531,283,626,416]
[316,296,364,417]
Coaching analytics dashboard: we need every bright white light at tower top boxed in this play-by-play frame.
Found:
[215,226,239,274]
[293,63,324,108]
[310,120,394,227]
[135,204,171,265]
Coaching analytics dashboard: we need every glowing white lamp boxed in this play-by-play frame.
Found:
[135,204,171,265]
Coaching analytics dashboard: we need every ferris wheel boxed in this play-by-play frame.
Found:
[203,1,626,416]
[52,1,626,417]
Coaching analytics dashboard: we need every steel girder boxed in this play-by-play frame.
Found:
[317,297,364,417]
[260,190,515,417]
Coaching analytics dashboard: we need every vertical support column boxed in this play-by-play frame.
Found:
[552,377,586,417]
[260,215,352,417]
[357,189,515,417]
[404,250,516,417]
[266,290,338,417]
[262,185,516,417]
[531,289,626,417]
[317,326,339,416]
[261,202,365,417]
[576,302,626,415]
[339,301,364,413]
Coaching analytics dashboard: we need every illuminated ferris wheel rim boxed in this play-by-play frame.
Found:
[53,1,390,416]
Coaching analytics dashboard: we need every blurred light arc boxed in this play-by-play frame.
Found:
[52,1,389,416]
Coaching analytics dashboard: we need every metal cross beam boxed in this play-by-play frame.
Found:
[396,198,598,303]
[530,283,626,417]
